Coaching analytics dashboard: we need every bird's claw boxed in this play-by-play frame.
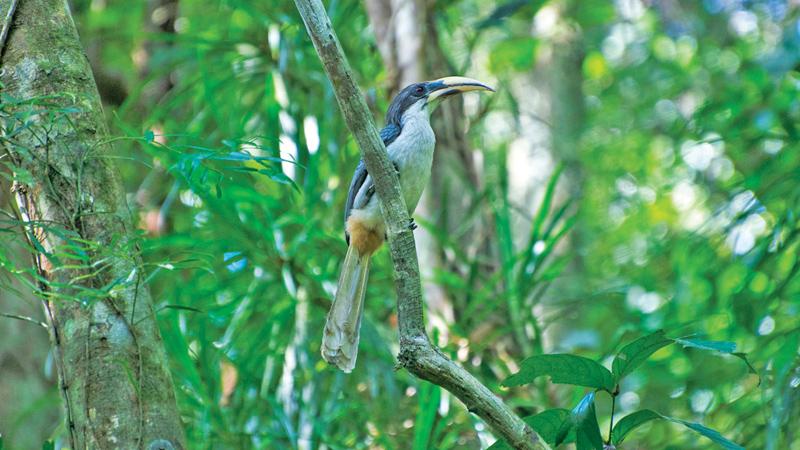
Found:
[393,162,401,176]
[408,218,417,231]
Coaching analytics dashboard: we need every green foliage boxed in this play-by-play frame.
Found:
[610,409,660,445]
[503,354,615,391]
[571,393,603,449]
[611,330,673,381]
[497,331,752,449]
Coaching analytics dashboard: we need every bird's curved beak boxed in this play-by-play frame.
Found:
[426,76,495,102]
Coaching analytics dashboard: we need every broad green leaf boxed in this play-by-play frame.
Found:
[612,330,673,381]
[611,409,661,444]
[527,409,571,447]
[503,354,615,391]
[487,408,570,449]
[572,392,604,450]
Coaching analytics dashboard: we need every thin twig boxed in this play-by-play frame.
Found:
[0,0,19,56]
[0,311,48,328]
[292,1,550,448]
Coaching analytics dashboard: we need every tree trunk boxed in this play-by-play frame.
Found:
[0,0,186,448]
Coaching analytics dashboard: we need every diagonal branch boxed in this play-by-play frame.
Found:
[292,1,550,449]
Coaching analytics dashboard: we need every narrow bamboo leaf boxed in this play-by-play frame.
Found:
[503,354,615,391]
[664,416,744,450]
[412,382,440,450]
[674,338,737,353]
[732,352,759,376]
[612,330,673,381]
[572,392,604,450]
[675,337,758,376]
[610,409,744,449]
[611,409,661,444]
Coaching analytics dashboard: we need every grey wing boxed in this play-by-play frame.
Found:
[344,160,370,243]
[343,124,402,242]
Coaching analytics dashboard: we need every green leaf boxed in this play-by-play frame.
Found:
[609,410,744,450]
[675,337,758,376]
[572,392,604,450]
[412,382,441,450]
[611,409,661,444]
[612,330,673,381]
[41,441,54,450]
[664,416,744,450]
[527,408,571,447]
[487,409,571,450]
[503,354,615,391]
[674,337,737,353]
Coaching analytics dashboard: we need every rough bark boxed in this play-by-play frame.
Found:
[292,0,549,448]
[0,0,185,448]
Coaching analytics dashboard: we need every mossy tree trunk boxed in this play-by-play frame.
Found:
[0,0,185,448]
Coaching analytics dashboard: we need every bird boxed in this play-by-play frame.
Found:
[322,76,494,372]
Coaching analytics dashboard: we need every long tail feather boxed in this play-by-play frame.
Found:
[321,245,371,372]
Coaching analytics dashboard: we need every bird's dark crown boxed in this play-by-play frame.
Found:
[385,81,442,127]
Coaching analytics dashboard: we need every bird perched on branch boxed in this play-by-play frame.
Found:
[322,76,494,372]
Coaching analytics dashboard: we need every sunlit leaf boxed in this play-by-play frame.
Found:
[612,330,673,381]
[572,392,604,450]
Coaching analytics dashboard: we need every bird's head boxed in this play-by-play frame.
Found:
[385,76,494,126]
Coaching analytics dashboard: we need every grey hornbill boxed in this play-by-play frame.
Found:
[322,76,494,372]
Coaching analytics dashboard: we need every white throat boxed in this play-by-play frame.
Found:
[400,99,431,126]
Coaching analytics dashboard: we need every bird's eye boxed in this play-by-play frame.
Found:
[414,85,425,96]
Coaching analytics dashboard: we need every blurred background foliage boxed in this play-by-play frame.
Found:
[0,0,798,448]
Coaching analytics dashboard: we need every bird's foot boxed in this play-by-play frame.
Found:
[393,162,401,177]
[407,218,417,231]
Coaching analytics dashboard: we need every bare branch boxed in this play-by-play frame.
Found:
[292,1,550,448]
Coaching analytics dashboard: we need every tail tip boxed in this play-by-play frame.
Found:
[321,347,357,373]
